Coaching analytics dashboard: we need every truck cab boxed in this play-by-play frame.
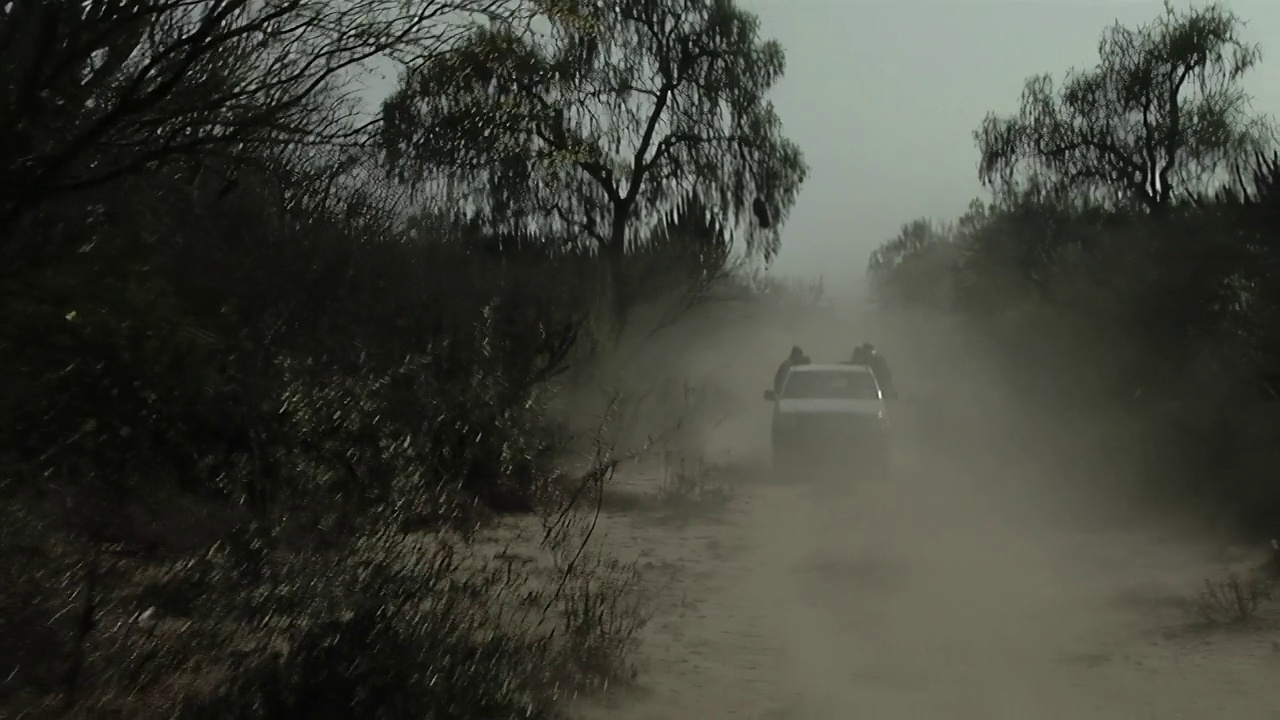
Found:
[763,363,891,481]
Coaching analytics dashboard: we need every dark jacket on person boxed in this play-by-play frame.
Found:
[867,353,893,392]
[774,352,811,395]
[848,349,895,397]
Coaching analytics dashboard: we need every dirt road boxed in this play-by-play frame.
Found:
[573,434,1280,719]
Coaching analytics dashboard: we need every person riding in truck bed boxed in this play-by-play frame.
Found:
[848,342,896,398]
[774,345,811,394]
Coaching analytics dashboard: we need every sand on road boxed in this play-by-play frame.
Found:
[572,437,1280,720]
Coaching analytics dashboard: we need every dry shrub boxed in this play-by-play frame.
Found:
[548,552,649,691]
[1195,571,1275,625]
[1,503,650,720]
[657,453,734,517]
[536,461,651,691]
[0,176,648,718]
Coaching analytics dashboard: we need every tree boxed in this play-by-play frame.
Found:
[627,192,733,317]
[379,0,807,320]
[867,218,958,308]
[868,218,950,277]
[0,0,505,245]
[975,1,1274,211]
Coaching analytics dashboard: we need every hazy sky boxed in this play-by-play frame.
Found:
[743,1,1280,280]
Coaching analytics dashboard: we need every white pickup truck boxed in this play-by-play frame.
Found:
[763,363,891,480]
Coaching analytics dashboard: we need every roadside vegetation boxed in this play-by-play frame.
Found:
[870,2,1280,540]
[867,1,1280,613]
[0,0,805,716]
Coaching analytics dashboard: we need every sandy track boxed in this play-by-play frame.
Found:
[573,441,1280,719]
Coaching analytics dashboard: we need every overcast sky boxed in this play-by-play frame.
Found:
[742,0,1280,282]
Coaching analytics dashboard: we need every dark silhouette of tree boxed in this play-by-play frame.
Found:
[975,1,1273,211]
[379,0,808,321]
[633,191,733,301]
[0,0,502,242]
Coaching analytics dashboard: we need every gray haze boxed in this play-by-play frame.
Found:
[749,0,1280,280]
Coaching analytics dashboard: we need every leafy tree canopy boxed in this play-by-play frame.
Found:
[380,0,807,266]
[976,1,1274,210]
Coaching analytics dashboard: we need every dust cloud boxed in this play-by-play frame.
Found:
[569,279,1280,720]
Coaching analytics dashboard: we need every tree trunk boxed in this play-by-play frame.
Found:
[601,204,630,335]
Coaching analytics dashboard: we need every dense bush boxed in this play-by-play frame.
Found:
[0,139,619,715]
[869,2,1280,536]
[0,0,804,716]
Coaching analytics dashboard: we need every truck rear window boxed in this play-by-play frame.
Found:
[782,370,880,400]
